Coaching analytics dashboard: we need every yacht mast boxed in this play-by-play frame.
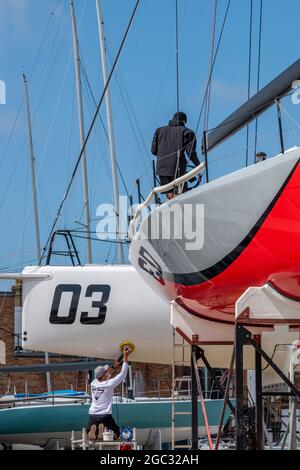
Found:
[23,73,51,393]
[95,0,124,264]
[70,0,92,264]
[23,74,41,262]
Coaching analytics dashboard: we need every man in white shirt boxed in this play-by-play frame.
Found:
[87,346,132,441]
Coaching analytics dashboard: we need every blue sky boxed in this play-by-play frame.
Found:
[0,0,300,276]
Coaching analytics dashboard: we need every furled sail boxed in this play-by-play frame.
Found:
[202,59,300,153]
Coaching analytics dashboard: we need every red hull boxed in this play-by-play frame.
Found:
[163,161,300,322]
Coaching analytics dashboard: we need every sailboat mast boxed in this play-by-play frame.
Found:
[23,74,41,262]
[70,0,92,264]
[95,0,125,264]
[23,73,51,394]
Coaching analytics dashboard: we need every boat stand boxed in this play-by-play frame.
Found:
[235,283,300,450]
[171,333,234,450]
[171,302,236,450]
[172,282,300,450]
[235,324,300,449]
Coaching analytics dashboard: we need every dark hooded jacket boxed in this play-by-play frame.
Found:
[151,117,200,177]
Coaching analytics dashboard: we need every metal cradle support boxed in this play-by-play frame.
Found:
[235,324,300,450]
[191,345,199,450]
[254,335,264,450]
[196,347,235,414]
[190,345,235,450]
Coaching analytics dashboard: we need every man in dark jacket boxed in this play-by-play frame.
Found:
[151,111,200,199]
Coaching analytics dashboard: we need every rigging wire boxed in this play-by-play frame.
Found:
[112,70,150,170]
[136,9,286,194]
[70,234,129,245]
[209,119,300,166]
[172,0,231,178]
[0,99,24,174]
[6,30,76,263]
[80,77,118,267]
[79,48,131,200]
[0,8,71,213]
[111,59,152,164]
[105,242,113,263]
[112,244,119,264]
[0,259,40,272]
[80,61,119,194]
[80,64,111,168]
[105,28,154,172]
[0,327,21,340]
[0,2,63,174]
[0,2,68,306]
[64,80,76,228]
[80,55,128,266]
[0,150,25,211]
[0,249,41,260]
[253,0,264,161]
[50,0,66,52]
[31,13,72,124]
[0,3,84,276]
[194,0,231,136]
[40,0,141,265]
[106,46,154,193]
[174,0,181,180]
[134,0,231,187]
[20,160,29,270]
[204,0,218,133]
[37,178,52,232]
[79,46,109,141]
[175,0,180,114]
[130,94,300,190]
[30,1,62,79]
[104,1,230,193]
[275,99,300,132]
[80,43,130,216]
[245,0,253,167]
[89,135,99,212]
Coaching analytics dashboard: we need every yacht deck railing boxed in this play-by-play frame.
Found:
[129,162,206,240]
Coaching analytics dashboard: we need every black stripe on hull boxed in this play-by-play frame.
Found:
[158,159,300,287]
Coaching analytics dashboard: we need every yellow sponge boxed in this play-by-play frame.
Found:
[119,340,136,353]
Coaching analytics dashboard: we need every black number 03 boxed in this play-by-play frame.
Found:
[49,284,111,325]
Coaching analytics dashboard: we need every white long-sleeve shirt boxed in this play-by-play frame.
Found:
[89,362,128,415]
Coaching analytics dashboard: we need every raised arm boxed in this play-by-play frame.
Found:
[104,362,129,388]
[102,347,132,389]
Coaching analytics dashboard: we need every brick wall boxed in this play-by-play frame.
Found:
[131,363,172,397]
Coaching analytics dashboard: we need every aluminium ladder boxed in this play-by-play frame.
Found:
[171,330,192,450]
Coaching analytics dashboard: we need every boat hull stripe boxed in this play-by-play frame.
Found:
[162,159,300,286]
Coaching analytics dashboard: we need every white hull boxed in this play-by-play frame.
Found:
[21,264,172,364]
